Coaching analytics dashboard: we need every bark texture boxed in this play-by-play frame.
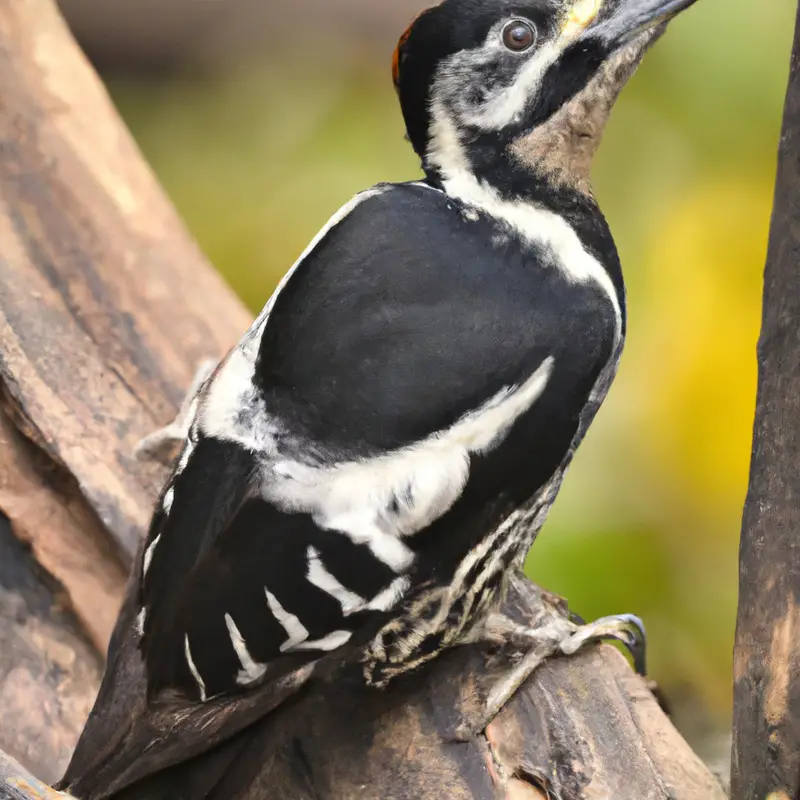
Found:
[731,3,800,798]
[0,0,247,781]
[0,513,101,787]
[0,0,728,798]
[0,0,249,645]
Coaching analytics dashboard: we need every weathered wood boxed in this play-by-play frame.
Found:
[731,2,800,798]
[0,0,728,798]
[0,0,250,649]
[0,0,248,779]
[0,513,101,787]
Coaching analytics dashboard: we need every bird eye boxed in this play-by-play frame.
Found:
[501,19,537,52]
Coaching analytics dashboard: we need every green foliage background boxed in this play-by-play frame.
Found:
[109,0,793,745]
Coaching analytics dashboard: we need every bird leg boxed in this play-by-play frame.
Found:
[455,604,646,741]
[134,358,217,463]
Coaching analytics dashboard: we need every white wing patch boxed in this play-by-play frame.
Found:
[261,356,555,552]
[162,487,175,515]
[142,534,161,578]
[224,613,268,685]
[264,587,310,652]
[191,352,553,579]
[288,630,352,652]
[306,547,365,615]
[305,548,411,618]
[184,634,207,701]
[305,512,415,572]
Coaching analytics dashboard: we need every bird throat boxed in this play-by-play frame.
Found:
[508,28,663,196]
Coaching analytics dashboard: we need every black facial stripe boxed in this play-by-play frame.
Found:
[527,38,607,128]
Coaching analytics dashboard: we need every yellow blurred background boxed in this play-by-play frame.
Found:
[66,0,794,761]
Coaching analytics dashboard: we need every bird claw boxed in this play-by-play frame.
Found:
[559,612,646,676]
[454,608,646,741]
[134,358,217,464]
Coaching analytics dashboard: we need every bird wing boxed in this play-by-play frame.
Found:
[60,182,616,798]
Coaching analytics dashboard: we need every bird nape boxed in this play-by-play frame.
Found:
[59,0,699,797]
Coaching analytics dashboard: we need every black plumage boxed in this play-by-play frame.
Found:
[138,181,619,700]
[256,184,618,450]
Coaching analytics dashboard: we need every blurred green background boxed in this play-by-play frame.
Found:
[72,0,793,761]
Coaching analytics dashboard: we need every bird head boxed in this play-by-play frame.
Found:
[393,0,698,193]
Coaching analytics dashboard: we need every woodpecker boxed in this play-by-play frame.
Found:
[61,0,698,795]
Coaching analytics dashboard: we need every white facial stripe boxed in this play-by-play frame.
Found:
[427,98,472,182]
[440,166,623,337]
[427,36,624,341]
[306,546,366,615]
[463,45,562,131]
[264,587,310,651]
[184,634,207,701]
[430,19,564,136]
[224,613,268,685]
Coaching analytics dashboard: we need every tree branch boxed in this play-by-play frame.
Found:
[0,0,248,642]
[731,2,800,798]
[0,512,101,786]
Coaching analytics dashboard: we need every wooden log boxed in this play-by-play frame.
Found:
[731,2,800,798]
[0,513,101,787]
[0,0,249,643]
[0,0,727,797]
[0,0,247,782]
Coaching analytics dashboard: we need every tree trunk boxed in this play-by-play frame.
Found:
[730,3,800,798]
[0,0,730,798]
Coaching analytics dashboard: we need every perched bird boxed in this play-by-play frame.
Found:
[60,0,698,796]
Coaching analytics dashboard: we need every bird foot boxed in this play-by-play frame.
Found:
[134,358,217,463]
[454,607,646,741]
[560,612,646,675]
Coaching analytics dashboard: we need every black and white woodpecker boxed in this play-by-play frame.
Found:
[61,0,698,795]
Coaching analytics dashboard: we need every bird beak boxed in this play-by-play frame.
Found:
[563,0,699,46]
